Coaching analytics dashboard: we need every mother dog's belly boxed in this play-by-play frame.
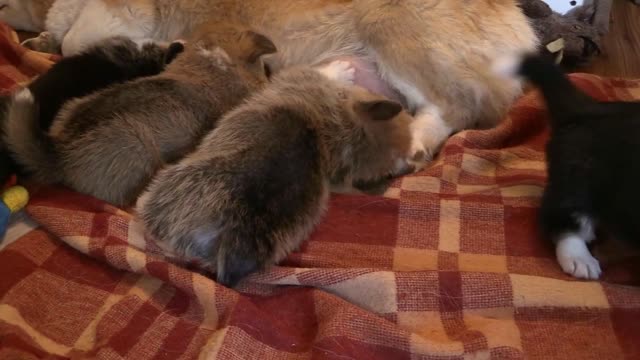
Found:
[316,56,407,107]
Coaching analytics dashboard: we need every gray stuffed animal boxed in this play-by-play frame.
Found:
[519,0,612,67]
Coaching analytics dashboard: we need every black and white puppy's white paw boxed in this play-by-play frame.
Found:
[556,234,602,280]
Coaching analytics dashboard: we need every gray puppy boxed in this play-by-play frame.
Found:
[6,23,276,207]
[136,61,415,287]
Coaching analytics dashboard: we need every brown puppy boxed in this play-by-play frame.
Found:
[136,62,414,287]
[6,23,275,207]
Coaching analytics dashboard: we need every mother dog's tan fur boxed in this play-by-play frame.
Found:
[0,0,55,31]
[3,0,537,162]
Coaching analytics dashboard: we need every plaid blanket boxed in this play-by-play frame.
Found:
[0,28,57,94]
[0,23,639,359]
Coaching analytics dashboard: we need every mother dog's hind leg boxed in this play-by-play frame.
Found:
[372,63,454,166]
[60,0,156,56]
[409,106,453,163]
[353,0,536,165]
[364,52,455,165]
[352,0,459,164]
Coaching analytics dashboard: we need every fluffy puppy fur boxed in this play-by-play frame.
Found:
[5,23,275,207]
[31,37,183,132]
[4,0,537,166]
[0,36,183,185]
[495,53,640,280]
[136,63,414,287]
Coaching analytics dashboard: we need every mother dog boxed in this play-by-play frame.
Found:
[1,0,537,162]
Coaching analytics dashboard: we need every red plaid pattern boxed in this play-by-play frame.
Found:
[0,22,639,359]
[0,25,58,94]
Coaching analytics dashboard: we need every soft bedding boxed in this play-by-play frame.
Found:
[0,23,638,359]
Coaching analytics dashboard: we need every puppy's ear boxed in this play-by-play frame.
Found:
[354,99,403,121]
[164,41,185,64]
[242,31,277,63]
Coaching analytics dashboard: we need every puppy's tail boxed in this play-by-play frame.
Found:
[215,228,265,288]
[3,88,59,183]
[492,53,595,123]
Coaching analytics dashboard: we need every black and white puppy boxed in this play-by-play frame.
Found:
[0,36,184,184]
[496,53,640,280]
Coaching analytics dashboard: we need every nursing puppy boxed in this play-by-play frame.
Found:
[137,63,414,287]
[0,36,183,185]
[28,37,183,133]
[5,23,275,207]
[3,0,537,164]
[495,54,640,280]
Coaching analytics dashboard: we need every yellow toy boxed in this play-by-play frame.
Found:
[0,186,29,237]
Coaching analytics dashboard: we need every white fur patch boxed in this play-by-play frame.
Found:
[556,234,601,280]
[491,53,524,79]
[4,88,35,144]
[133,38,157,49]
[60,0,155,56]
[409,106,451,163]
[198,47,231,69]
[316,60,355,84]
[379,67,427,112]
[14,87,34,103]
[373,59,451,167]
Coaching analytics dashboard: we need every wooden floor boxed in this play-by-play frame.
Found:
[16,1,640,78]
[580,0,640,78]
